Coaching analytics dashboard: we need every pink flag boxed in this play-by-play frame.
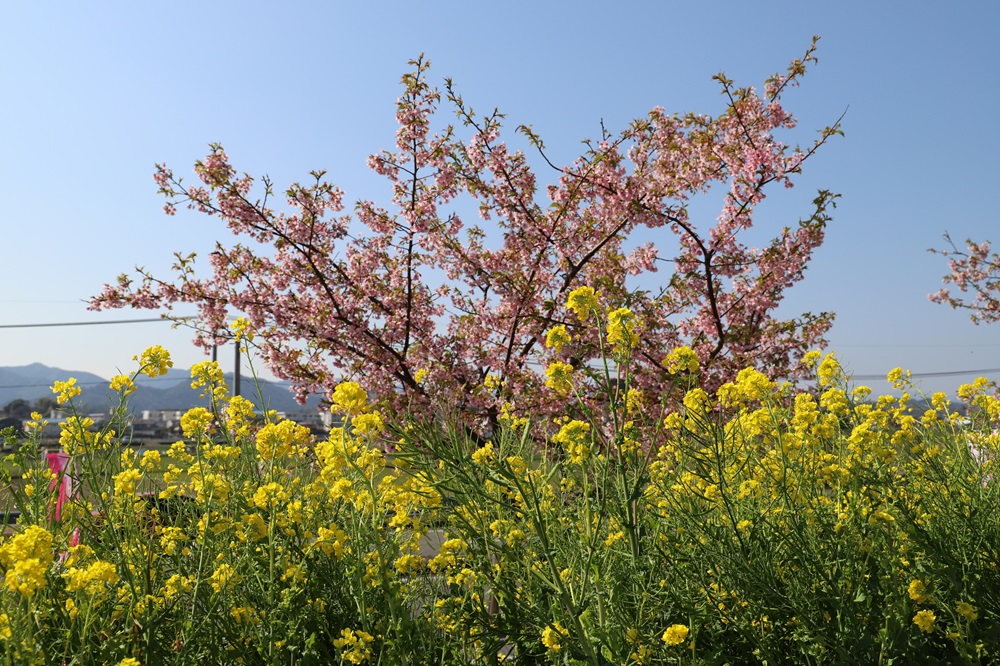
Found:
[46,451,72,522]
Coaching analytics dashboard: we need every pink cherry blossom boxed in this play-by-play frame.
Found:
[930,232,1000,324]
[91,41,840,443]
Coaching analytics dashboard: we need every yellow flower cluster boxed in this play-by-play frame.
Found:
[51,378,81,404]
[351,412,385,438]
[333,627,375,664]
[566,286,600,322]
[541,622,569,651]
[716,367,775,407]
[908,579,932,604]
[913,609,935,634]
[552,419,591,464]
[545,324,572,353]
[606,307,638,354]
[0,526,54,596]
[661,623,689,646]
[180,407,214,438]
[230,316,255,342]
[63,560,120,596]
[190,360,228,402]
[109,374,137,396]
[428,537,466,574]
[59,416,113,456]
[209,563,239,593]
[4,342,998,663]
[331,381,370,416]
[662,345,700,375]
[544,361,574,395]
[256,420,311,459]
[134,345,173,378]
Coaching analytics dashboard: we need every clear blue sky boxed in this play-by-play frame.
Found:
[1,1,998,398]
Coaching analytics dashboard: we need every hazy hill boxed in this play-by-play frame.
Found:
[0,363,109,406]
[0,363,325,415]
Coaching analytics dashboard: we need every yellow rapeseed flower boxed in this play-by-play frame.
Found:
[256,420,311,459]
[333,628,375,664]
[541,623,569,651]
[351,412,385,438]
[545,361,574,395]
[606,307,638,353]
[113,468,142,497]
[662,623,690,646]
[682,387,710,414]
[908,579,932,604]
[852,385,872,401]
[180,407,214,438]
[956,601,979,621]
[552,419,591,464]
[190,360,227,398]
[717,367,774,407]
[109,374,137,396]
[817,352,843,388]
[253,482,289,510]
[663,345,700,375]
[209,563,238,593]
[957,376,993,402]
[471,441,495,466]
[163,574,194,600]
[230,316,254,342]
[483,374,503,392]
[0,525,54,596]
[625,388,644,415]
[135,345,173,378]
[51,377,82,404]
[801,350,822,369]
[226,395,256,436]
[545,325,572,352]
[58,416,106,455]
[428,538,466,573]
[887,367,912,390]
[913,609,936,634]
[663,412,684,431]
[566,286,599,322]
[140,449,161,471]
[316,526,350,559]
[63,560,120,595]
[331,381,369,416]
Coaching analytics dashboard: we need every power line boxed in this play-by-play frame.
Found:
[2,319,999,383]
[0,376,186,391]
[851,368,1000,381]
[0,318,185,329]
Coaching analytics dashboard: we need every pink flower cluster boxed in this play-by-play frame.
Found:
[91,41,840,440]
[930,232,1000,324]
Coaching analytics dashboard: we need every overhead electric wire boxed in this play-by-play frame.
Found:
[3,318,1000,385]
[851,368,1000,380]
[0,316,207,391]
[0,377,186,391]
[0,318,185,329]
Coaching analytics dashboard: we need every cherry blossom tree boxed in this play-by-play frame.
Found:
[930,232,1000,324]
[91,37,842,439]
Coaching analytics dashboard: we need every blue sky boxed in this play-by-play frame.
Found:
[1,1,998,398]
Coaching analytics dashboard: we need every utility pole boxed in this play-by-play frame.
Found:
[211,337,240,397]
[234,341,241,398]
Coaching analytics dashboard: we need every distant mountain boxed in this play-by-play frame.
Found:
[130,367,192,391]
[0,363,109,406]
[0,363,325,415]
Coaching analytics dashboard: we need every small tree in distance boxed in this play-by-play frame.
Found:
[930,231,1000,324]
[91,37,842,441]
